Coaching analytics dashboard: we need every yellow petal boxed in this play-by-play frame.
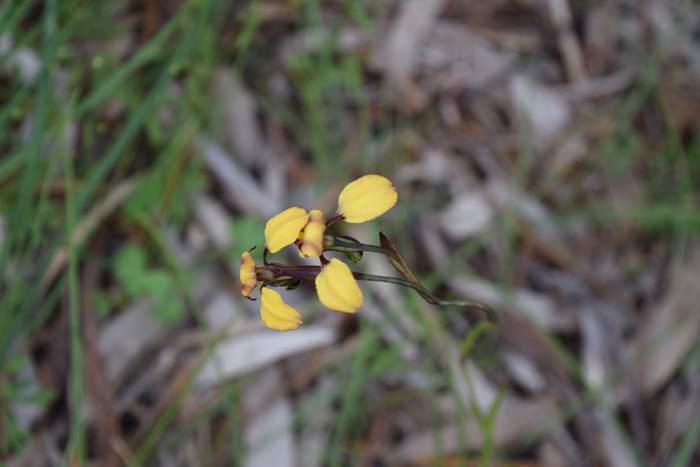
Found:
[315,258,363,313]
[260,287,302,331]
[265,207,310,253]
[239,251,257,297]
[300,209,325,258]
[337,174,398,223]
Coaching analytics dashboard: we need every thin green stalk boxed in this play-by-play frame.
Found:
[0,86,31,146]
[0,152,25,185]
[64,119,85,465]
[0,0,54,374]
[0,0,35,42]
[233,1,261,72]
[352,272,449,307]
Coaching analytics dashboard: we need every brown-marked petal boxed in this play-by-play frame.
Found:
[337,175,397,223]
[300,209,325,258]
[265,207,310,253]
[260,287,302,331]
[239,251,257,297]
[315,258,363,313]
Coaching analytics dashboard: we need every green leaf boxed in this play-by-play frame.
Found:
[230,215,265,252]
[114,244,148,296]
[123,173,163,220]
[368,346,401,377]
[150,294,184,323]
[140,270,175,297]
[114,245,185,322]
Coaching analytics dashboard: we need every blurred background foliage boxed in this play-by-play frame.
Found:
[1,0,700,466]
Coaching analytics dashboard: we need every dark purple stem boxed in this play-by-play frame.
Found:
[263,265,321,280]
[325,213,344,227]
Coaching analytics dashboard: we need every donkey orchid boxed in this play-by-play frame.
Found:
[239,175,397,330]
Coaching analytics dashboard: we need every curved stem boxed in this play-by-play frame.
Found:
[353,272,429,295]
[353,272,497,322]
[325,213,343,227]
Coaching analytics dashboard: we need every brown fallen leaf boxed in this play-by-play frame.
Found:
[629,248,700,395]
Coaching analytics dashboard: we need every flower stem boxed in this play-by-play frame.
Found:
[263,264,321,280]
[353,272,496,320]
[325,213,343,228]
[329,234,497,322]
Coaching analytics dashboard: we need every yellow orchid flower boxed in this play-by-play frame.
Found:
[263,175,397,257]
[238,252,303,331]
[315,258,363,313]
[299,209,325,258]
[239,174,493,332]
[238,251,361,329]
[239,251,257,298]
[260,287,302,331]
[264,207,309,253]
[337,174,397,223]
[247,175,401,330]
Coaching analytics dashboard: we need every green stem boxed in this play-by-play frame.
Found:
[64,113,85,465]
[352,272,434,300]
[354,272,495,318]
